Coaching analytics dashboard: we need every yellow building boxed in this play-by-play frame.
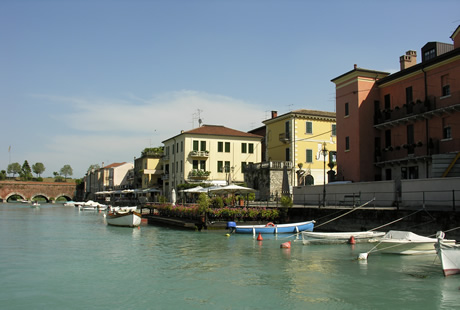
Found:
[263,110,337,186]
[162,125,263,196]
[134,149,163,189]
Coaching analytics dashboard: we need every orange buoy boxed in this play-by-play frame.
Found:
[348,236,356,244]
[280,241,291,248]
[257,232,263,241]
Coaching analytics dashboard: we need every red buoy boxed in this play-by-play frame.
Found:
[348,236,356,244]
[257,233,263,241]
[280,241,291,248]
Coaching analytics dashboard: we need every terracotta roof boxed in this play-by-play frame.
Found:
[291,109,336,118]
[264,109,336,124]
[103,162,127,169]
[164,125,263,142]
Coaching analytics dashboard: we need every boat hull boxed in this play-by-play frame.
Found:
[436,240,460,276]
[230,220,315,234]
[302,231,385,244]
[106,211,141,227]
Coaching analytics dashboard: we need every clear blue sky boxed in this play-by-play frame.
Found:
[1,0,459,178]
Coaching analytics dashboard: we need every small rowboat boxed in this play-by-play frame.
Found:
[301,231,385,244]
[227,220,315,235]
[106,210,141,227]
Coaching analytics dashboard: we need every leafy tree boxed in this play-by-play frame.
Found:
[21,160,33,180]
[7,162,22,177]
[60,165,73,179]
[87,164,100,172]
[0,170,6,180]
[32,162,46,177]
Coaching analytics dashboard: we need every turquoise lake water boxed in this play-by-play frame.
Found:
[1,203,459,309]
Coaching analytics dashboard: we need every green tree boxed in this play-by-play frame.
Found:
[0,170,6,180]
[21,160,33,181]
[7,162,22,177]
[87,164,100,172]
[32,162,46,177]
[60,165,73,179]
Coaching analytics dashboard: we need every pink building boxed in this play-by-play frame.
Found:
[331,25,460,183]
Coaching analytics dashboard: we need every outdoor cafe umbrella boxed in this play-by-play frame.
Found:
[208,184,255,195]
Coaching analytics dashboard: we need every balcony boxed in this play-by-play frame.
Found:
[248,161,293,171]
[189,150,209,158]
[374,93,460,130]
[279,133,291,143]
[188,169,210,180]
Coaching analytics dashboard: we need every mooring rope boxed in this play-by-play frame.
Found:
[314,198,375,229]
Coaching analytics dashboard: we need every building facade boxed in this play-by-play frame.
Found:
[85,162,134,198]
[331,25,460,184]
[134,149,163,190]
[262,109,337,187]
[161,125,263,197]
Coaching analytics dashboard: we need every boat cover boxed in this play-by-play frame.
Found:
[382,230,435,242]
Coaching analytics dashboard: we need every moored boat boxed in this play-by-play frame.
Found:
[375,230,455,255]
[301,231,385,244]
[106,210,141,227]
[227,220,315,235]
[435,232,460,276]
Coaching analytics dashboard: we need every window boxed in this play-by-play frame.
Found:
[306,149,313,163]
[443,126,452,140]
[241,143,247,153]
[384,95,390,110]
[405,86,413,105]
[285,121,290,139]
[217,161,223,173]
[248,143,254,154]
[180,141,183,152]
[218,141,223,152]
[180,160,183,172]
[200,160,206,171]
[224,161,230,172]
[306,121,312,134]
[200,141,206,152]
[407,124,414,154]
[385,130,391,148]
[331,124,336,136]
[193,141,199,151]
[442,75,450,97]
[192,160,198,170]
[225,142,230,152]
[424,48,435,61]
[285,148,290,161]
[344,102,349,116]
[345,136,350,151]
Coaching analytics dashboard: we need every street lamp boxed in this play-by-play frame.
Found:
[322,142,328,207]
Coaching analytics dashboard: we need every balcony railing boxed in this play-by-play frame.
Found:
[279,133,290,143]
[248,161,292,171]
[189,151,209,158]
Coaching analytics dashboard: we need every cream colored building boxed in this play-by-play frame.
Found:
[162,125,263,196]
[263,110,337,186]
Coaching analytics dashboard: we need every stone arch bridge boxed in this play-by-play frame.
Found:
[0,181,76,202]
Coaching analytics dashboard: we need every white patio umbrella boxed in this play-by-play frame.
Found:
[208,184,255,195]
[181,186,204,193]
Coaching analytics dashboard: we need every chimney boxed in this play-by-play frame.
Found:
[271,111,278,118]
[400,50,417,70]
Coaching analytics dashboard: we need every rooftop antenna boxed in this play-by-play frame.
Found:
[193,109,203,128]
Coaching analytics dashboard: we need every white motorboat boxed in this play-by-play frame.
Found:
[105,210,141,227]
[435,232,460,276]
[301,231,385,244]
[375,230,455,255]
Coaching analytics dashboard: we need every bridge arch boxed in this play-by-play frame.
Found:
[56,194,73,202]
[31,193,50,202]
[5,192,27,202]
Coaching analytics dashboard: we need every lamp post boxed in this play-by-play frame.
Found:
[322,142,328,208]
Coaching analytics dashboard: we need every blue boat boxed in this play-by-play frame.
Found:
[227,220,315,235]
